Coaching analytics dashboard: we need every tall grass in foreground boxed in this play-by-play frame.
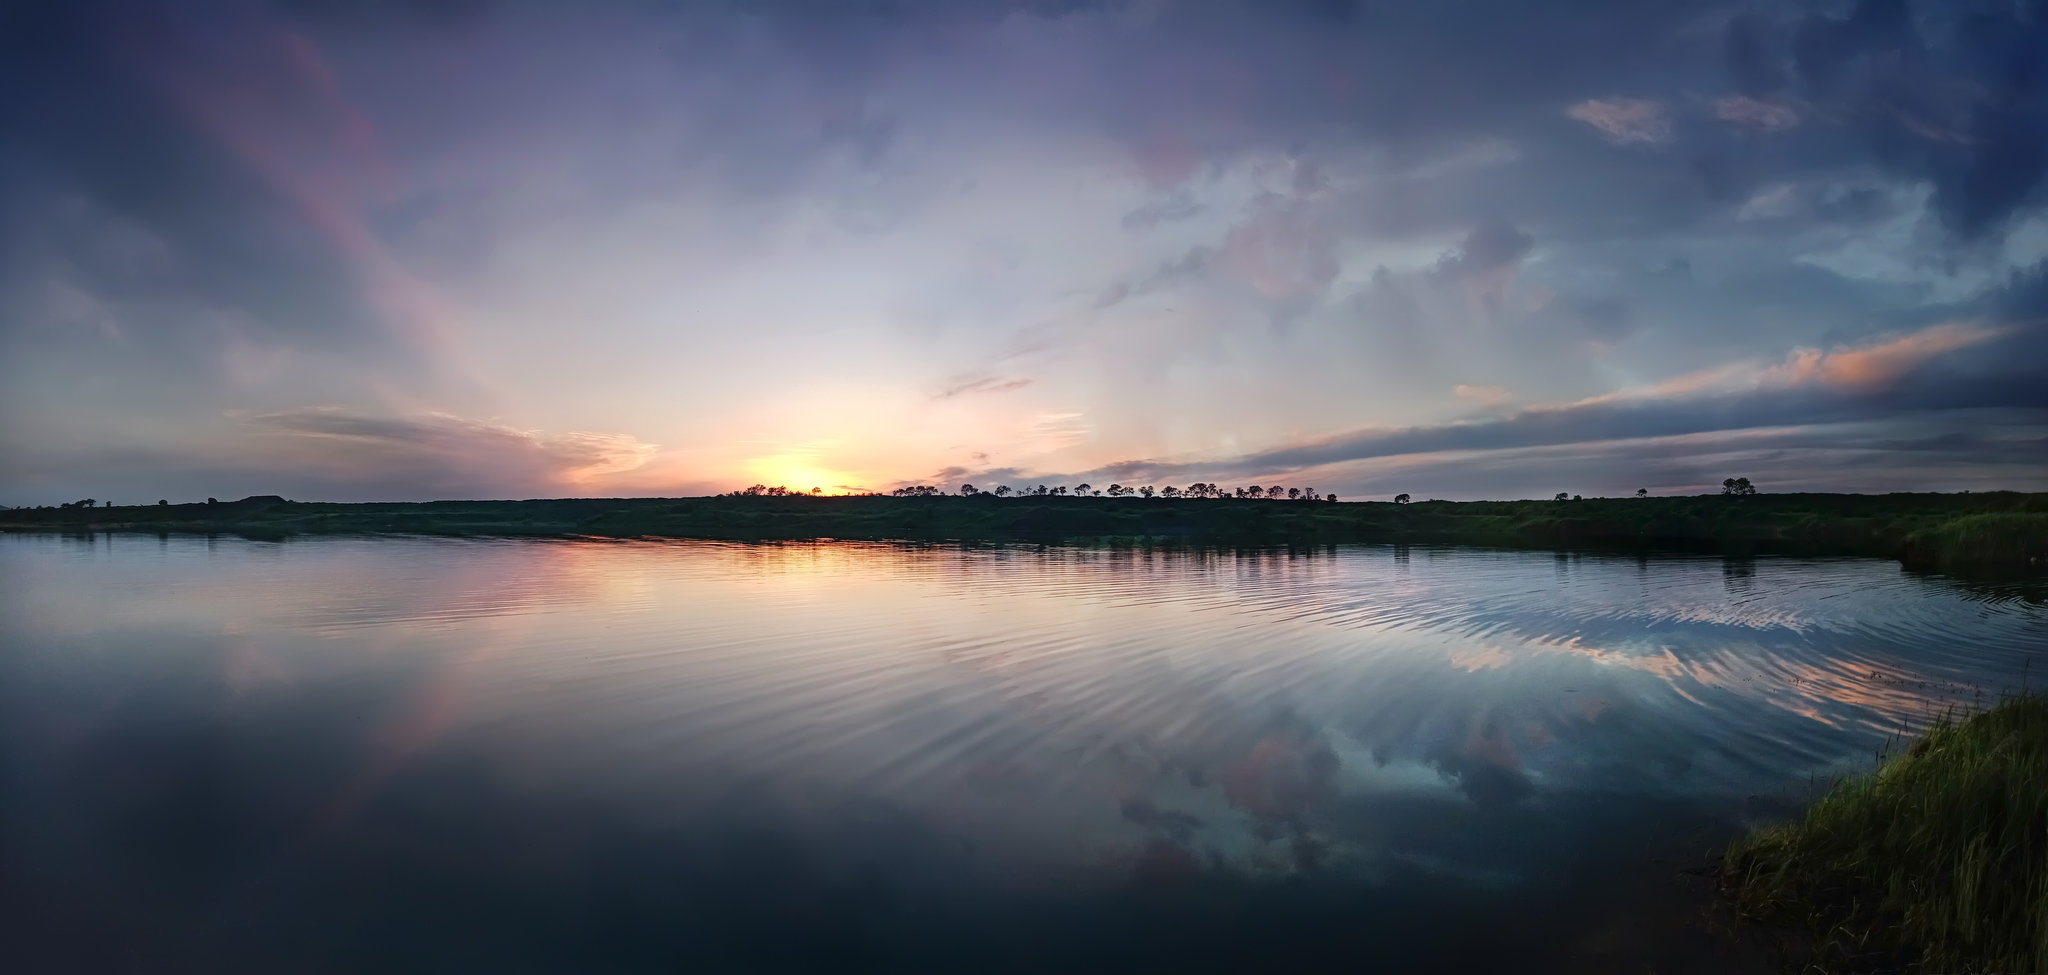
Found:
[1722,694,2048,973]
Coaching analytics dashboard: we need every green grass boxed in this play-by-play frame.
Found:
[1721,694,2048,973]
[4,491,2046,566]
[1905,512,2048,568]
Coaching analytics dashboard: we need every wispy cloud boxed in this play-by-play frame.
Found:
[1453,384,1513,408]
[1566,98,1671,145]
[935,375,1034,399]
[1713,95,1799,132]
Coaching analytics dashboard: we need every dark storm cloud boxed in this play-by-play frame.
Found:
[0,2,402,358]
[1777,0,2048,239]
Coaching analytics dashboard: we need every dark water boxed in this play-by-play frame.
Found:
[3,535,2042,973]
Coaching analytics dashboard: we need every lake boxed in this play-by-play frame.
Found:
[3,533,2042,973]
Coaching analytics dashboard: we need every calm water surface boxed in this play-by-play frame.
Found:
[3,534,2043,973]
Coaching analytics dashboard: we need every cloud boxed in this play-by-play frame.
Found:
[1432,217,1534,317]
[1713,95,1799,132]
[1436,217,1534,276]
[1566,98,1671,145]
[1735,183,1801,221]
[245,407,657,489]
[1779,0,2048,239]
[1761,321,2011,393]
[1571,321,2013,406]
[1120,189,1205,231]
[935,375,1033,399]
[1312,417,2048,501]
[8,0,2048,505]
[1242,320,2030,467]
[1452,384,1512,408]
[1217,199,1339,311]
[1048,317,2038,489]
[1720,12,1788,97]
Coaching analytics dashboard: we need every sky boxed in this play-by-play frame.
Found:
[3,0,2046,504]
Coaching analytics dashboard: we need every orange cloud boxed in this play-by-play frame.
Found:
[1762,321,2007,392]
[1563,320,2009,409]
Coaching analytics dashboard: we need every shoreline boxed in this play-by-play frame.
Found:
[4,492,2044,569]
[1720,693,2048,973]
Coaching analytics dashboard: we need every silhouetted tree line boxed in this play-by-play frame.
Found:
[719,485,825,497]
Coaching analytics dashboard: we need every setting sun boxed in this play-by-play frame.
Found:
[746,454,859,496]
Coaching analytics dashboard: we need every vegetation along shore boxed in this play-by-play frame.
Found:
[1721,693,2048,974]
[4,489,2044,568]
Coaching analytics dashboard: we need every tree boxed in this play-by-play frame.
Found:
[1286,488,1300,499]
[1394,493,1410,504]
[1075,483,1092,495]
[1050,486,1068,496]
[1721,477,1756,496]
[994,485,1012,497]
[1106,484,1125,497]
[1635,488,1648,498]
[961,484,977,496]
[158,499,168,506]
[1139,486,1155,498]
[1161,486,1181,498]
[1554,492,1570,502]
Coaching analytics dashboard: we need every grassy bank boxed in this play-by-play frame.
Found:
[3,491,2044,566]
[1721,694,2048,973]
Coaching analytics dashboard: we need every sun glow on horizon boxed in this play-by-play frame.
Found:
[746,453,866,496]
